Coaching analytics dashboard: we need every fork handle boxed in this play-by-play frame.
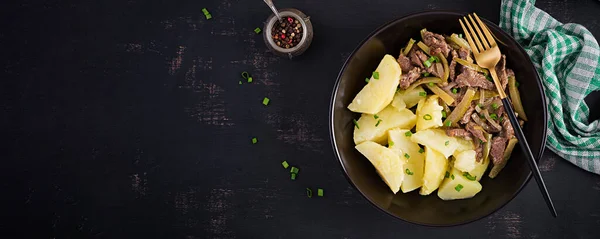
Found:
[489,68,507,99]
[502,98,557,217]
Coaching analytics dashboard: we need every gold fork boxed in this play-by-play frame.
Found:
[459,13,557,217]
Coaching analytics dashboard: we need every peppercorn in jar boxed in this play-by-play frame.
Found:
[271,17,303,49]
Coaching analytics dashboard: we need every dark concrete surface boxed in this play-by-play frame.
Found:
[1,0,599,238]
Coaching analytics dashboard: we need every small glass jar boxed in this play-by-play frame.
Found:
[263,8,313,59]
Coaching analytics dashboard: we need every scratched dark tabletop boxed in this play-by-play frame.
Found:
[2,0,600,238]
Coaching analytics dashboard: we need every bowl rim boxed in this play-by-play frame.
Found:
[328,10,548,227]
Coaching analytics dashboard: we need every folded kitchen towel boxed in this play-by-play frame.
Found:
[500,0,600,174]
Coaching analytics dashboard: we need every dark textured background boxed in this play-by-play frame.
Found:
[1,0,600,238]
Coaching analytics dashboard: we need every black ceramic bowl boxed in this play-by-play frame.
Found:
[329,11,547,226]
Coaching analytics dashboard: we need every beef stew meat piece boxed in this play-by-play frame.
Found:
[455,69,495,90]
[458,47,470,72]
[409,48,425,68]
[399,67,422,89]
[397,54,414,72]
[460,103,475,124]
[415,50,429,63]
[496,55,508,91]
[466,122,488,143]
[446,128,472,140]
[501,118,515,140]
[427,62,444,78]
[490,136,508,165]
[449,50,458,81]
[422,30,451,57]
[458,47,470,60]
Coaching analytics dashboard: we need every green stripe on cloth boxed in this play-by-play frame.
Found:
[501,0,600,174]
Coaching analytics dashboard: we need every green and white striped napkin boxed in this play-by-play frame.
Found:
[500,0,600,174]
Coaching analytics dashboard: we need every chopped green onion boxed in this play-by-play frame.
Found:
[247,77,253,83]
[238,81,242,85]
[480,114,485,119]
[388,140,395,147]
[455,184,464,192]
[463,172,477,181]
[419,148,424,154]
[291,173,297,180]
[352,119,359,129]
[452,88,458,94]
[458,34,463,38]
[423,72,430,77]
[254,27,262,34]
[290,166,299,174]
[202,8,209,15]
[252,137,258,144]
[306,188,313,198]
[486,74,493,81]
[372,71,379,79]
[375,119,382,127]
[405,168,414,175]
[365,78,370,83]
[419,91,427,97]
[405,131,412,137]
[442,111,447,118]
[282,161,289,169]
[241,71,250,79]
[492,103,499,110]
[445,171,450,178]
[428,82,434,86]
[479,139,484,144]
[478,103,483,108]
[423,59,432,68]
[432,56,440,63]
[451,174,455,180]
[262,97,270,105]
[445,120,452,127]
[490,113,498,120]
[445,141,449,146]
[515,81,520,87]
[423,114,432,120]
[317,188,324,197]
[404,153,410,159]
[205,14,212,20]
[373,114,379,119]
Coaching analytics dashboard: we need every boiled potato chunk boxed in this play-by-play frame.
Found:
[390,94,407,111]
[437,167,482,200]
[468,155,490,182]
[410,129,458,158]
[416,95,444,131]
[348,55,402,114]
[394,85,426,109]
[420,147,448,195]
[454,137,475,155]
[353,106,416,145]
[388,129,424,193]
[355,141,405,194]
[453,150,477,173]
